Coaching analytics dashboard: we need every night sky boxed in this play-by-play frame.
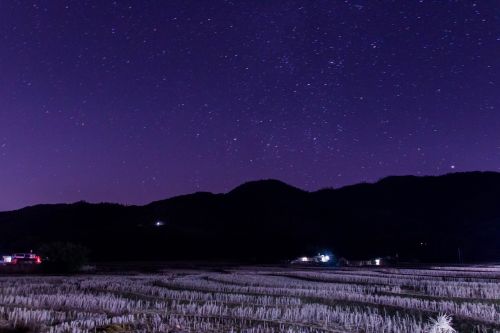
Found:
[0,1,498,211]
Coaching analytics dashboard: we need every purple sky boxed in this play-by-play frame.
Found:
[0,1,499,211]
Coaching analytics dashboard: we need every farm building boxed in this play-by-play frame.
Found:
[342,256,396,267]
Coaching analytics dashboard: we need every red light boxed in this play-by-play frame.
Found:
[35,256,42,264]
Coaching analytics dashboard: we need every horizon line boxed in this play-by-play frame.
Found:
[1,170,497,213]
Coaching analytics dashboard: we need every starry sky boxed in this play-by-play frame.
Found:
[0,1,498,211]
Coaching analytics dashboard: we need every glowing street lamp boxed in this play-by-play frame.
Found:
[320,254,330,262]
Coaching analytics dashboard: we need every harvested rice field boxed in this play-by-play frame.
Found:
[0,266,499,333]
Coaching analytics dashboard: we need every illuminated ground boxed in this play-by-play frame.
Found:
[0,266,499,332]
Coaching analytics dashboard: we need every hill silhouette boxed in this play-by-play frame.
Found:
[0,172,498,263]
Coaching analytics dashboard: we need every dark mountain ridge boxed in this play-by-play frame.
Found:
[0,172,499,263]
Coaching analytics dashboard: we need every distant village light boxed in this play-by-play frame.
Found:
[292,253,332,265]
[2,256,12,263]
